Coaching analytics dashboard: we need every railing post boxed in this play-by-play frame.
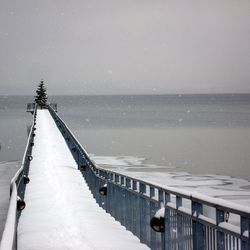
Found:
[120,176,125,226]
[132,180,139,237]
[159,189,165,250]
[106,181,111,213]
[110,181,116,218]
[139,182,147,244]
[108,173,113,214]
[192,201,205,250]
[164,192,171,250]
[241,216,250,250]
[216,208,225,250]
[177,196,184,250]
[125,178,132,231]
[150,187,158,249]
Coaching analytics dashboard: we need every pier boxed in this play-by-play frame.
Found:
[0,104,250,250]
[18,109,148,250]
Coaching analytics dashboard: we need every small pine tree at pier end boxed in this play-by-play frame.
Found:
[34,80,48,109]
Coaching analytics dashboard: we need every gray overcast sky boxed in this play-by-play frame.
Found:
[0,0,249,95]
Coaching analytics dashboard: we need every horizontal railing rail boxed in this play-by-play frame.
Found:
[48,105,250,250]
[49,103,57,112]
[0,105,37,250]
[27,102,57,113]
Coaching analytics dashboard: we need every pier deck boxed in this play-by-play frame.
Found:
[17,110,148,250]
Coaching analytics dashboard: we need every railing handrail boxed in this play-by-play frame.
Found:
[48,105,250,217]
[0,184,17,250]
[48,105,250,248]
[0,104,37,250]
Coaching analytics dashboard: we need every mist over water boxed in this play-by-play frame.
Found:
[1,94,250,179]
[0,96,33,161]
[48,94,250,179]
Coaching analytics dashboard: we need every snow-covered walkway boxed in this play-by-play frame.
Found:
[18,110,148,250]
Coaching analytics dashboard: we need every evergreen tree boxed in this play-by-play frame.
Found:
[34,80,48,108]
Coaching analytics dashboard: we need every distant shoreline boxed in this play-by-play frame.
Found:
[1,93,250,97]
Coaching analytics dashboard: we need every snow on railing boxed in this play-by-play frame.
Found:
[49,105,250,250]
[0,105,37,250]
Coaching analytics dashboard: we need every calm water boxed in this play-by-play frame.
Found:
[1,94,250,180]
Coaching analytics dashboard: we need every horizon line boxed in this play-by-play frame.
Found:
[1,92,250,97]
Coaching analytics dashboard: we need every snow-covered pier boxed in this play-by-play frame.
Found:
[1,104,250,250]
[17,110,148,250]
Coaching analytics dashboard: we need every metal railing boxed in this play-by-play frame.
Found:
[48,105,250,250]
[27,102,57,113]
[26,103,35,113]
[0,105,37,250]
[49,103,57,112]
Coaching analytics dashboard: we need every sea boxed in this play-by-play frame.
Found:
[1,94,250,206]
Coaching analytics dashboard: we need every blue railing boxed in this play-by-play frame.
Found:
[48,105,250,250]
[0,105,37,250]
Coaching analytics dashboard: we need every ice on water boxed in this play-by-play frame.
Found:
[91,155,250,207]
